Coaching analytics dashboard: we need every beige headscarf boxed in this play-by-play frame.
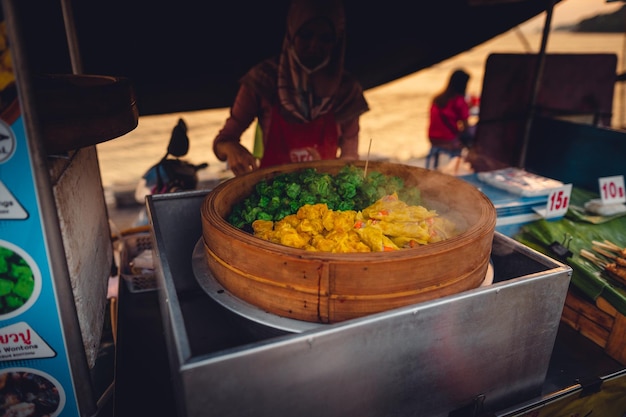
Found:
[239,0,368,125]
[277,0,347,122]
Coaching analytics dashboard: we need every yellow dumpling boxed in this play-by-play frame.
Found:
[297,217,324,235]
[275,214,300,229]
[310,235,335,252]
[428,217,459,242]
[355,224,399,252]
[252,219,274,233]
[297,203,328,220]
[361,193,437,223]
[322,209,357,232]
[279,228,310,249]
[376,220,432,241]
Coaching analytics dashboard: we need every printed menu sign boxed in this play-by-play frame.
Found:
[0,322,56,361]
[0,179,28,219]
[0,108,79,417]
[0,27,80,417]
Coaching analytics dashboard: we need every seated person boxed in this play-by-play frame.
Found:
[427,69,473,167]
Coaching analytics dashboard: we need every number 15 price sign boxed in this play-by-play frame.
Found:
[599,175,626,205]
[539,184,572,219]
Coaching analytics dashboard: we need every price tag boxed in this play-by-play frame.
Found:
[536,184,572,219]
[598,175,626,205]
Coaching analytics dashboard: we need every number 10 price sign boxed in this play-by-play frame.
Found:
[599,175,626,205]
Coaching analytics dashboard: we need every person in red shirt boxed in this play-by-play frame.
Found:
[213,0,369,176]
[427,69,473,168]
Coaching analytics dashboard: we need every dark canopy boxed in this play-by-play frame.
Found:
[14,0,556,115]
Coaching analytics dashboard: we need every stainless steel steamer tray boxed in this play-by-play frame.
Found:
[192,239,322,333]
[147,190,572,417]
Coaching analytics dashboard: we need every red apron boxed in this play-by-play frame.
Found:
[260,104,339,168]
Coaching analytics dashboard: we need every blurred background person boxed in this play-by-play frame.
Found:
[426,68,474,170]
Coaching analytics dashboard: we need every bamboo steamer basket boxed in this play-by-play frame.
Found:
[201,160,496,324]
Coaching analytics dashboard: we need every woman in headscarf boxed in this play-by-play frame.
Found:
[213,0,369,176]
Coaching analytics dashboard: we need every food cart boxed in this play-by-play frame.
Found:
[1,0,625,416]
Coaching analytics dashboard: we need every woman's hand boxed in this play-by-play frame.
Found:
[304,147,321,160]
[217,141,258,176]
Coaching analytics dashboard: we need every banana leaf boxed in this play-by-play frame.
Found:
[515,187,626,316]
[567,187,626,224]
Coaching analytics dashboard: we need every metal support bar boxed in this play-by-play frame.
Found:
[60,0,83,74]
[518,0,555,168]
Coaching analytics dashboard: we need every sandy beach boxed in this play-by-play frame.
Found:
[97,30,625,188]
